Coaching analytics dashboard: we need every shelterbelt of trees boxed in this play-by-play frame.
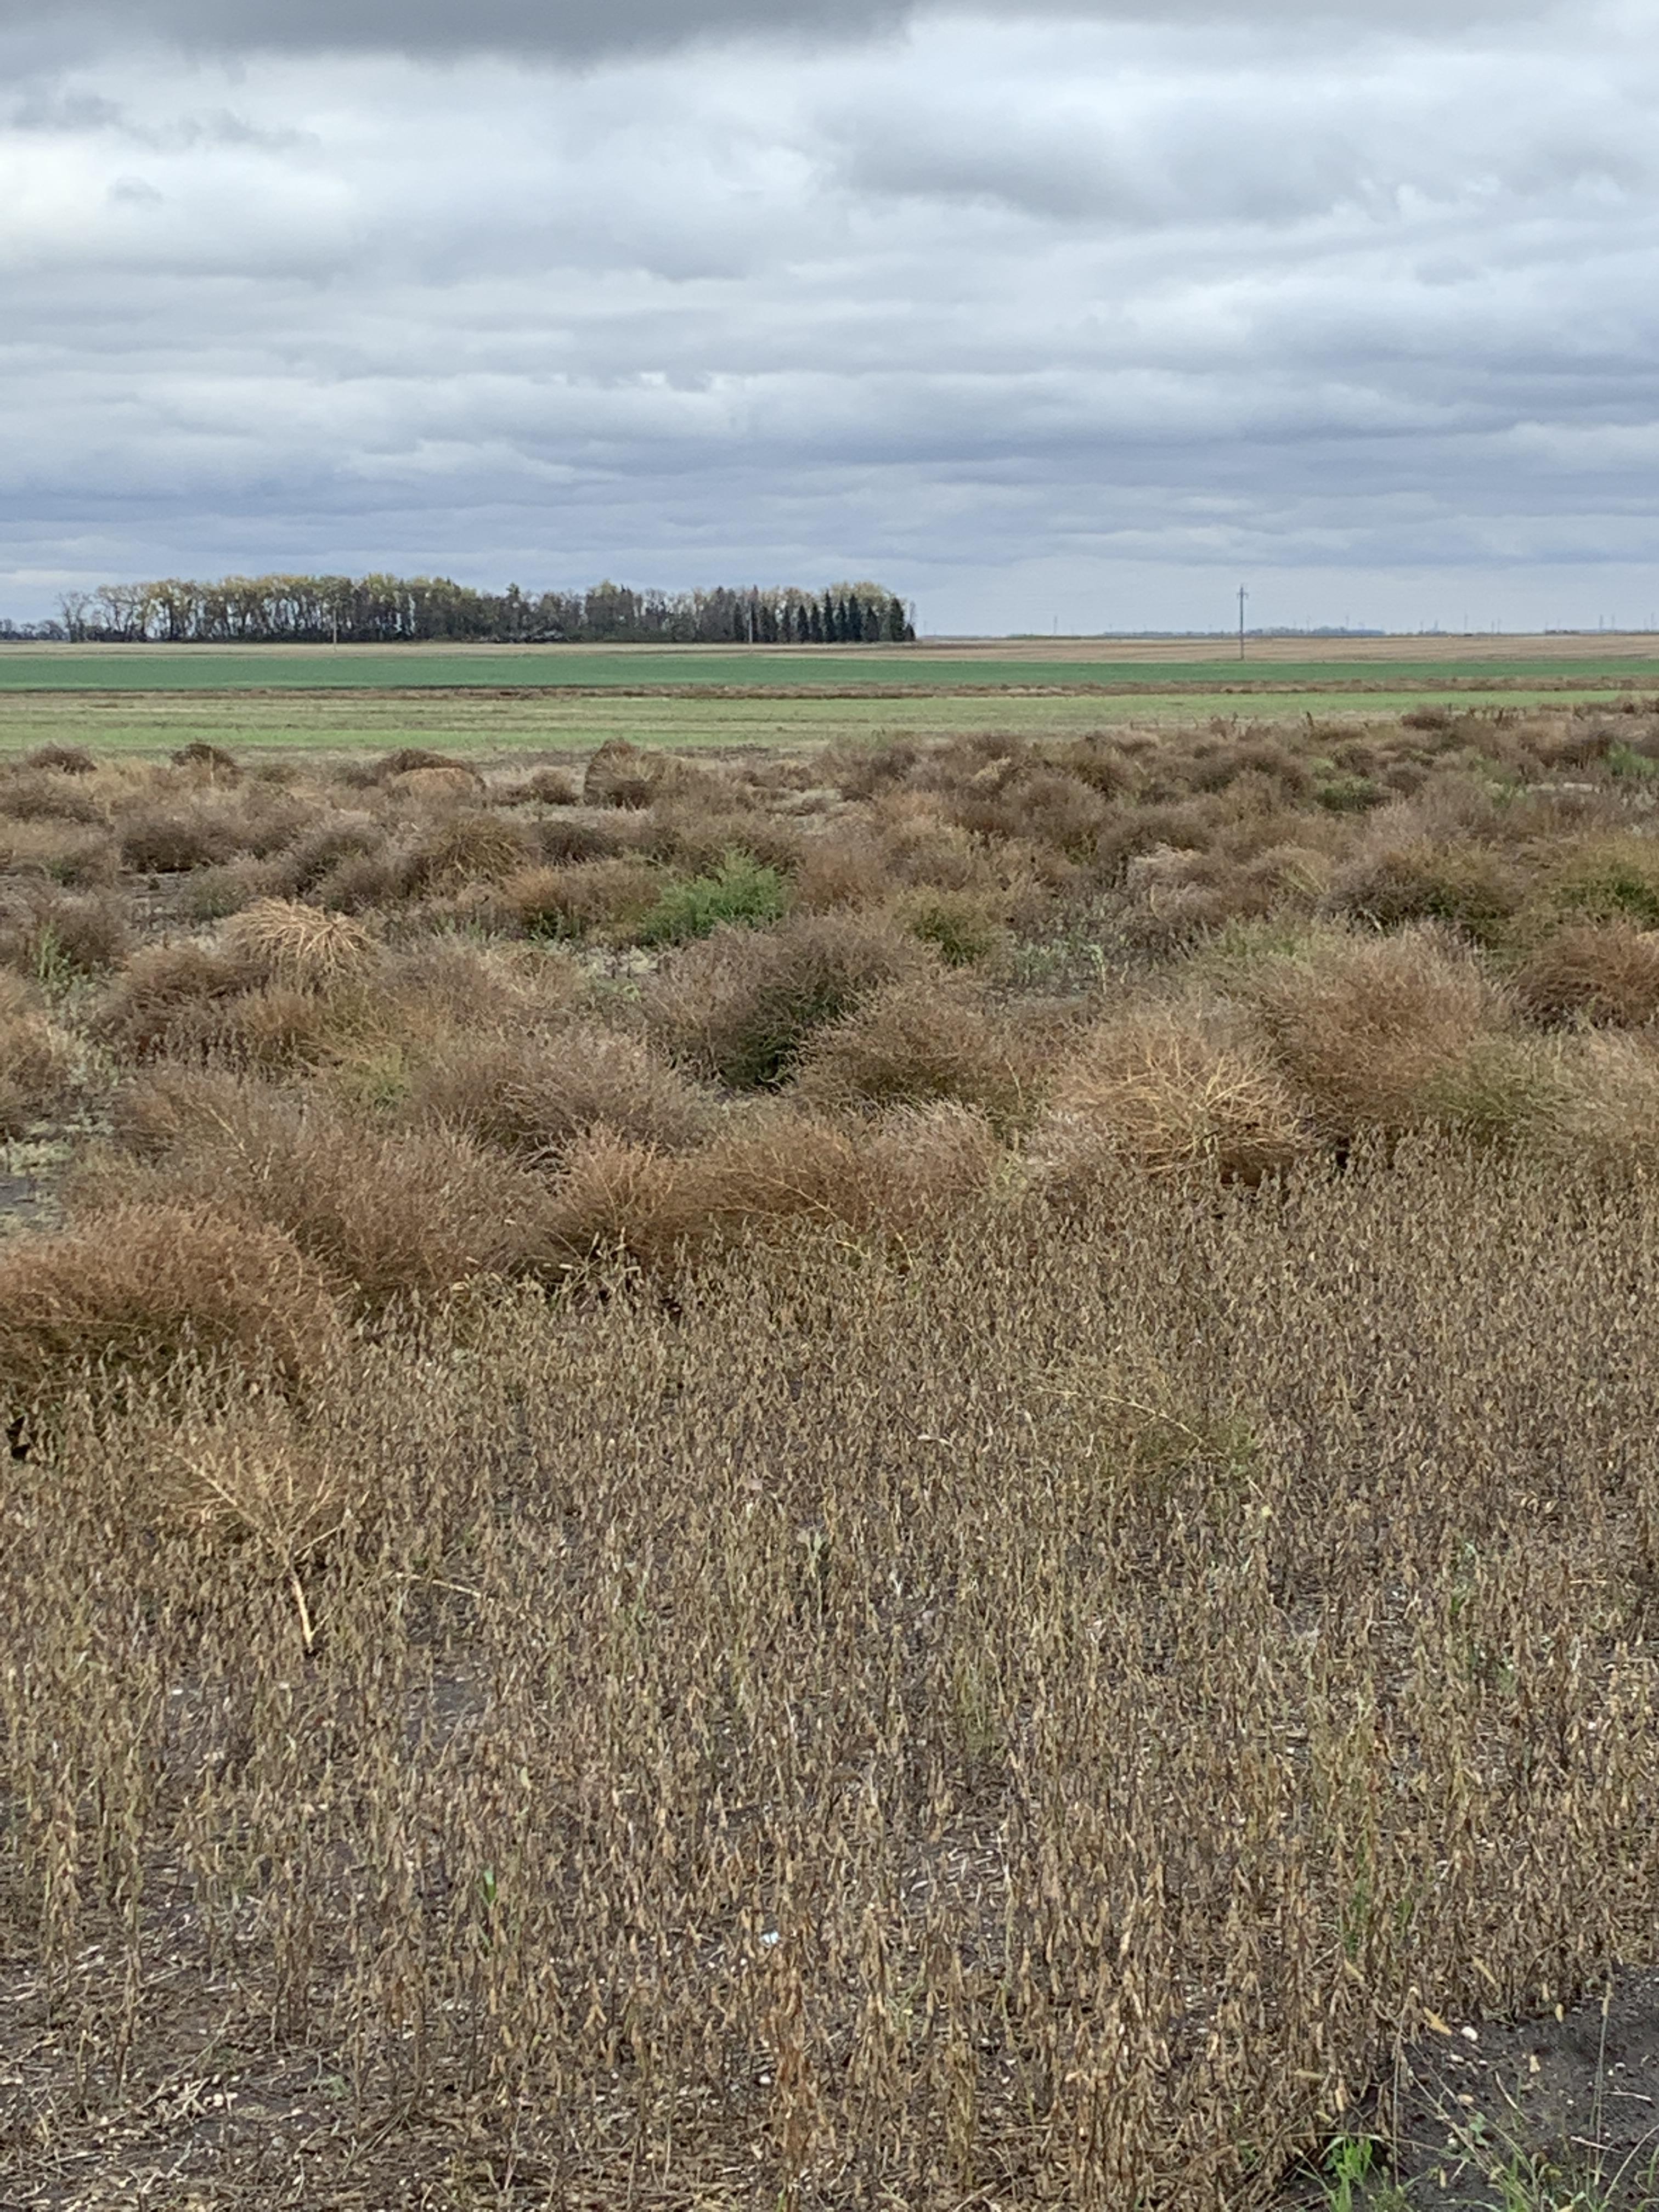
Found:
[53,574,917,647]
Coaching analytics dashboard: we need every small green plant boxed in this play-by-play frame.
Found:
[1316,774,1387,814]
[30,925,79,1000]
[1322,2130,1385,2209]
[637,850,790,945]
[1606,741,1659,782]
[1550,843,1659,929]
[894,888,1006,968]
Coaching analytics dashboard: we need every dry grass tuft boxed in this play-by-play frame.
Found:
[1042,1004,1313,1184]
[790,974,1043,1130]
[535,1098,1002,1273]
[1326,831,1525,942]
[267,811,387,896]
[645,910,931,1088]
[0,817,119,884]
[220,899,380,995]
[84,1087,565,1307]
[532,814,624,864]
[518,764,582,805]
[689,1098,1002,1244]
[948,762,1110,857]
[93,939,260,1061]
[583,736,661,808]
[890,885,1008,966]
[117,799,247,873]
[0,767,108,824]
[495,857,662,939]
[539,1124,707,1271]
[1513,919,1659,1027]
[1545,1030,1659,1171]
[0,976,77,1137]
[792,830,894,911]
[1245,925,1508,1144]
[21,742,95,776]
[1544,832,1659,928]
[410,1024,714,1160]
[0,885,128,979]
[386,762,487,806]
[399,809,538,893]
[152,1404,359,1633]
[365,745,465,781]
[170,740,240,781]
[0,1201,339,1406]
[92,935,358,1071]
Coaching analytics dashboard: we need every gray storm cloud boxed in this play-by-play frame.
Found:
[1,1,1655,631]
[0,0,1555,60]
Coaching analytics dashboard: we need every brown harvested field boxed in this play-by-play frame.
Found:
[6,705,1659,2207]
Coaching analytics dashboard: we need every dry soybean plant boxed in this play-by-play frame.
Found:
[2,1156,1659,2204]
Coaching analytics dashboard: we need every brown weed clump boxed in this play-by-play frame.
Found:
[513,765,582,806]
[340,939,584,1079]
[93,940,280,1064]
[495,857,663,939]
[646,910,930,1088]
[789,974,1044,1130]
[1042,1003,1312,1186]
[21,743,95,776]
[410,1025,714,1160]
[219,899,380,995]
[266,811,388,898]
[0,1202,338,1407]
[0,767,108,824]
[1325,832,1526,943]
[0,885,128,979]
[1545,1031,1659,1171]
[635,800,804,878]
[0,975,77,1137]
[359,746,467,783]
[116,797,258,873]
[386,765,485,807]
[80,1079,563,1307]
[542,1098,1001,1269]
[398,809,538,894]
[170,740,240,780]
[1244,926,1510,1145]
[148,1402,359,1618]
[0,817,119,884]
[1512,919,1659,1027]
[889,885,1008,966]
[690,1098,1001,1242]
[532,814,623,865]
[583,736,663,808]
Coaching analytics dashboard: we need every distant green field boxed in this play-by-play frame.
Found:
[0,682,1647,760]
[1,641,1654,758]
[3,645,1659,693]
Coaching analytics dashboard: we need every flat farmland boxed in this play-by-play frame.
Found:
[8,692,1659,2204]
[1,634,1656,755]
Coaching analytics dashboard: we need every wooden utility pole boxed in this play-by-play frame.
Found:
[1237,585,1248,661]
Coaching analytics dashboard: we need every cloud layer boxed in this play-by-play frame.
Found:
[0,0,1555,64]
[2,2,1656,631]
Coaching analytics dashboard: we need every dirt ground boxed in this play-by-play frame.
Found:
[6,1960,1659,2208]
[1282,1971,1659,2206]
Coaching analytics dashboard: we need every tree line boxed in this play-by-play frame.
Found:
[53,575,916,647]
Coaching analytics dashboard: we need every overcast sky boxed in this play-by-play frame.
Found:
[2,0,1656,634]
